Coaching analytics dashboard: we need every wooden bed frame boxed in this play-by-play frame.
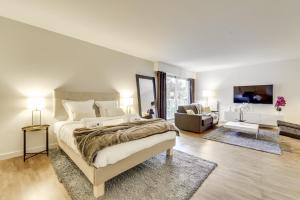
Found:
[58,138,175,197]
[53,90,176,197]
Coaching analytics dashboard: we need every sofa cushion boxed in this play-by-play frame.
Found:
[177,106,186,113]
[177,105,198,114]
[192,103,202,114]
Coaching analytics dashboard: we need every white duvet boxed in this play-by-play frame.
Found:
[54,118,177,168]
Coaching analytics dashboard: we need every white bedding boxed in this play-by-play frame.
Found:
[54,119,177,168]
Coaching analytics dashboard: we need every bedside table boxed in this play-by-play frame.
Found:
[21,124,50,161]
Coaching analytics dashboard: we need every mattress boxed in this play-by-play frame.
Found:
[54,120,177,168]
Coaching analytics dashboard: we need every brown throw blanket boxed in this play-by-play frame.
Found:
[73,118,179,165]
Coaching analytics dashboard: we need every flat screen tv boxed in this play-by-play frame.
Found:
[233,85,273,104]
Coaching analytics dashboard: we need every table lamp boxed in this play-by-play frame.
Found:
[27,97,45,126]
[121,97,133,114]
[202,90,214,106]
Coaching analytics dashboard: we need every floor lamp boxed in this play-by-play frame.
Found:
[202,90,213,107]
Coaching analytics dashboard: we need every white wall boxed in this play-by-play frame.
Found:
[0,17,154,159]
[196,59,300,123]
[154,62,196,79]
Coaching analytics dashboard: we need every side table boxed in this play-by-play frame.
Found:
[21,124,50,161]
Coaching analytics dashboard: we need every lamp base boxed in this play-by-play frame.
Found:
[127,106,131,114]
[32,110,42,126]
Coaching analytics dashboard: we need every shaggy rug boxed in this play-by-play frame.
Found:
[203,127,281,155]
[49,149,217,200]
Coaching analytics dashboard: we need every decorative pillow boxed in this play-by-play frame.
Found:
[73,112,96,121]
[193,103,202,114]
[62,100,73,121]
[62,99,96,121]
[186,109,195,115]
[95,100,119,116]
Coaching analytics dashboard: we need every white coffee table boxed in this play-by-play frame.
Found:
[224,121,260,139]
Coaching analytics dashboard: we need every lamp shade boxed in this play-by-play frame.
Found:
[202,90,214,97]
[27,97,45,110]
[121,97,133,107]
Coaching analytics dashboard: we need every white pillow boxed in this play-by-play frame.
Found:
[62,99,96,121]
[95,100,119,117]
[62,100,73,121]
[186,109,195,115]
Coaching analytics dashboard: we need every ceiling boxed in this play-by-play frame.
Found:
[1,0,300,72]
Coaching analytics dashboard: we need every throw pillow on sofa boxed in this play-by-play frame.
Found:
[186,109,195,115]
[192,103,202,114]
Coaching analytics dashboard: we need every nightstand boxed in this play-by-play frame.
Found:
[21,124,50,161]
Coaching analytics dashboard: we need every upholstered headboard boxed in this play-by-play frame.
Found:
[53,89,120,120]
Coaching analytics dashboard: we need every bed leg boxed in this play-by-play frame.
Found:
[93,183,105,198]
[167,148,173,156]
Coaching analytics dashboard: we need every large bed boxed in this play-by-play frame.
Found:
[53,90,177,197]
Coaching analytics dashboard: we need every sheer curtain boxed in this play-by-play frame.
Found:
[166,76,190,120]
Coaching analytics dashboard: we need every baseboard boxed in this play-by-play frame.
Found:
[0,143,57,160]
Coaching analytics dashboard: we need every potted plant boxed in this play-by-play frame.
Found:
[275,96,286,112]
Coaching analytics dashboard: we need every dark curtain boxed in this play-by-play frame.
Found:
[156,71,167,119]
[189,78,195,104]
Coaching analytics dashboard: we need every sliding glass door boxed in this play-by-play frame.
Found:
[166,76,190,119]
[166,76,176,120]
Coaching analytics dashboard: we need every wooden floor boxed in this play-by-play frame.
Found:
[1,129,300,200]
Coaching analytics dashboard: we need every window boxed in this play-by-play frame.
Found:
[166,76,190,119]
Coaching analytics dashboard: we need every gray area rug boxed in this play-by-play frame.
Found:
[49,149,217,200]
[203,127,281,155]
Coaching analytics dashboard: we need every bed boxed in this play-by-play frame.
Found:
[53,90,177,197]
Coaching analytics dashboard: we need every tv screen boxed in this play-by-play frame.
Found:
[233,85,273,104]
